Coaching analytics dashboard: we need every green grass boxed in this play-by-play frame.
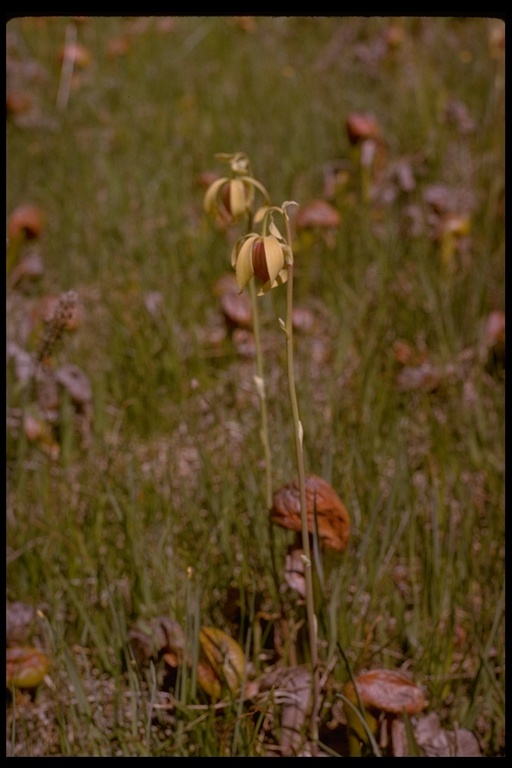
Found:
[6,16,504,757]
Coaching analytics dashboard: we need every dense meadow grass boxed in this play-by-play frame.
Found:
[6,16,504,756]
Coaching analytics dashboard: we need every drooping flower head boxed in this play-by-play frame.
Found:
[230,204,296,295]
[203,152,270,222]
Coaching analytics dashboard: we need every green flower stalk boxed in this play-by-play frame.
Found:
[231,202,320,748]
[205,158,321,748]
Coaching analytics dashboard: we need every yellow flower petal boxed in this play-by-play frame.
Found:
[262,235,286,285]
[258,267,288,295]
[235,235,258,290]
[229,178,249,218]
[203,177,228,214]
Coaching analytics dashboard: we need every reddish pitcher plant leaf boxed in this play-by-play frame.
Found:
[271,474,350,552]
[295,199,341,230]
[7,204,45,241]
[219,291,253,330]
[346,112,381,145]
[344,668,427,756]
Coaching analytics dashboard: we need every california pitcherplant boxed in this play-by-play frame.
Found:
[204,153,274,512]
[206,159,321,748]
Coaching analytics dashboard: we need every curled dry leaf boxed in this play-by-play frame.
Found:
[6,646,50,689]
[271,474,350,552]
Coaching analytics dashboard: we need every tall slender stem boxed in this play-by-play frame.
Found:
[249,277,273,511]
[284,238,319,748]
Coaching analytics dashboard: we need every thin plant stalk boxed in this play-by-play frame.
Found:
[246,212,273,512]
[283,215,319,747]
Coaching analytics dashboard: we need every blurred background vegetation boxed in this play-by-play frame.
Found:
[6,16,504,756]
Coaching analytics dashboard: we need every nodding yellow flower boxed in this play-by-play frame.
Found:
[203,160,270,223]
[231,233,288,294]
[203,176,254,221]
